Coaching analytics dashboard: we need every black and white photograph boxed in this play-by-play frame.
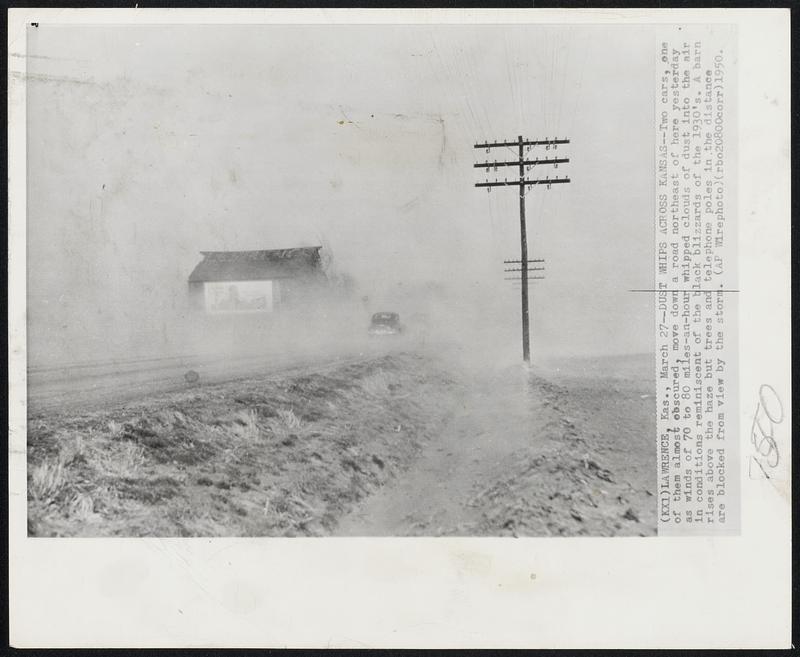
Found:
[6,7,791,650]
[23,21,661,538]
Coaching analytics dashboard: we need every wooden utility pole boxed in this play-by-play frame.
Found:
[517,136,530,360]
[474,137,570,363]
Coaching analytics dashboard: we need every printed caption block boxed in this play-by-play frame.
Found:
[655,26,739,535]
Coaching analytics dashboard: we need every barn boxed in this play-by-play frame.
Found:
[188,247,327,314]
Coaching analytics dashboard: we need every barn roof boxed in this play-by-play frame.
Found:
[188,247,324,283]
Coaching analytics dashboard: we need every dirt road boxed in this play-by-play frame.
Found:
[26,339,404,414]
[335,365,549,535]
[337,357,656,536]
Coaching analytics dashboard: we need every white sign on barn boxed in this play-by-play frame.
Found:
[203,280,276,313]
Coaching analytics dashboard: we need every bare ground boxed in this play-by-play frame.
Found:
[336,357,656,536]
[27,351,655,537]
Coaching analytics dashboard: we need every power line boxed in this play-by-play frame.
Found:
[504,267,545,272]
[504,259,545,263]
[474,138,569,149]
[474,157,569,169]
[476,177,570,189]
[474,135,571,363]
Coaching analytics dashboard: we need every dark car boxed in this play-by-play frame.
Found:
[368,311,403,336]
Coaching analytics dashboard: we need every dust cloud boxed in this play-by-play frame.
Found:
[24,24,654,371]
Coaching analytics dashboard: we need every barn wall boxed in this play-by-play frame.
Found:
[202,279,275,313]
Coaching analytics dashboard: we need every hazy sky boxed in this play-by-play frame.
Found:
[26,23,654,363]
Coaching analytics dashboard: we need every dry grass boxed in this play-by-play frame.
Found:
[30,458,66,504]
[276,407,302,429]
[228,409,261,441]
[58,434,86,465]
[243,409,260,438]
[266,407,304,445]
[68,492,95,521]
[27,353,456,537]
[100,441,146,477]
